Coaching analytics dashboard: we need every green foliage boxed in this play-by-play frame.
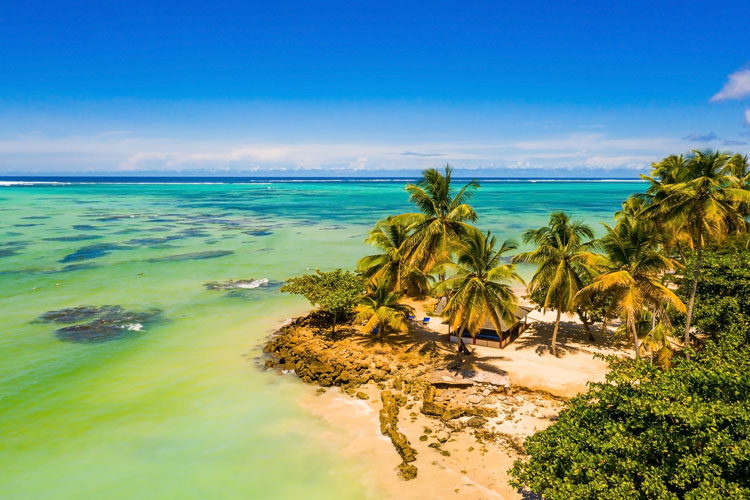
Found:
[280,269,365,332]
[512,211,597,355]
[354,280,414,337]
[675,248,750,341]
[509,333,750,499]
[356,217,432,298]
[392,164,481,272]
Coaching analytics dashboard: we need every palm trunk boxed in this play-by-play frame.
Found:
[601,316,609,337]
[630,314,640,359]
[331,312,337,335]
[378,320,384,340]
[675,242,687,265]
[551,309,562,356]
[455,326,465,369]
[578,309,595,343]
[684,239,702,359]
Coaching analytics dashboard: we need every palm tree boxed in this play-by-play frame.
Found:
[576,217,686,359]
[435,231,522,367]
[726,153,750,219]
[512,212,597,356]
[357,217,432,298]
[393,165,481,273]
[643,150,750,351]
[354,280,414,339]
[357,217,410,291]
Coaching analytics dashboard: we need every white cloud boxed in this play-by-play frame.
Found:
[584,155,652,169]
[710,68,750,102]
[0,130,708,174]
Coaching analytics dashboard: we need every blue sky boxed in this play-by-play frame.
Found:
[1,0,749,176]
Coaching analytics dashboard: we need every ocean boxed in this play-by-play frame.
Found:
[0,178,641,499]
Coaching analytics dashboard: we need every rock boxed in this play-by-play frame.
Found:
[442,407,469,420]
[435,431,449,443]
[397,462,418,480]
[467,394,482,404]
[469,406,498,418]
[467,416,488,428]
[423,385,436,403]
[380,391,417,463]
[428,369,510,388]
[355,392,369,400]
[420,401,445,417]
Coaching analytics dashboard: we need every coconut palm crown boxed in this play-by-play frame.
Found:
[641,150,750,351]
[512,212,597,356]
[576,217,686,358]
[436,231,522,365]
[354,280,414,339]
[393,165,481,273]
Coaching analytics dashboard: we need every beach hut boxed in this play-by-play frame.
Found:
[434,297,533,349]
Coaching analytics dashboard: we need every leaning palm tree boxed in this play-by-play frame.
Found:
[435,231,522,367]
[576,217,686,359]
[642,150,750,351]
[354,280,414,339]
[512,212,597,356]
[357,217,411,291]
[393,165,481,273]
[357,217,433,298]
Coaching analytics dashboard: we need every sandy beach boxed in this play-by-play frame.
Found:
[281,287,630,500]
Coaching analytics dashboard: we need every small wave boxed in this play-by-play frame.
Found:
[0,181,70,186]
[122,323,143,331]
[235,278,269,289]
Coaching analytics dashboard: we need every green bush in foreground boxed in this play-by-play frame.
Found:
[509,333,750,499]
[675,248,750,340]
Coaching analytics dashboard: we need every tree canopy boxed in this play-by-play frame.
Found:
[280,269,364,333]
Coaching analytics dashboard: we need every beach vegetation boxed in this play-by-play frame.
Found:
[640,150,750,351]
[576,217,685,358]
[392,165,481,274]
[357,217,431,298]
[512,212,598,356]
[355,279,414,339]
[509,327,750,499]
[434,230,522,366]
[280,269,365,334]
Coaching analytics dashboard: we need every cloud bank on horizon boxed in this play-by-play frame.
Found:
[1,1,749,176]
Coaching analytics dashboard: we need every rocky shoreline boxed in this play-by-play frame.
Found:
[263,312,566,482]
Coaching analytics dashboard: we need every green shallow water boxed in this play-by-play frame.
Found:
[0,180,640,499]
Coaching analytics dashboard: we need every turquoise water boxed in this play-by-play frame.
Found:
[0,180,640,499]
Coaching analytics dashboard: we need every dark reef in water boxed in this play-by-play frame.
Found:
[147,250,233,262]
[43,235,103,242]
[57,263,99,273]
[242,229,273,236]
[59,243,130,263]
[36,305,162,343]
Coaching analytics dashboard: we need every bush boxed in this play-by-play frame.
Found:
[675,249,750,340]
[509,331,750,499]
